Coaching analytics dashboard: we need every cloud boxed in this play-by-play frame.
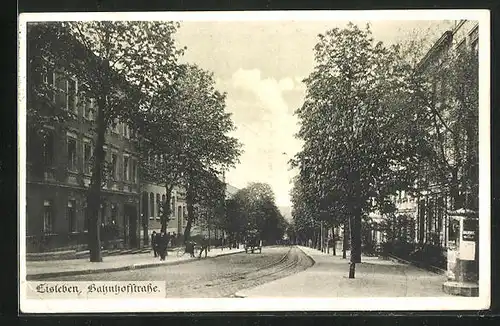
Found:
[223,68,303,207]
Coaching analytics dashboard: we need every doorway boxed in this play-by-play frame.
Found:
[124,204,138,248]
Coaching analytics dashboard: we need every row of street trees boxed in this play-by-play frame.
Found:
[290,23,479,278]
[224,183,288,245]
[27,21,241,261]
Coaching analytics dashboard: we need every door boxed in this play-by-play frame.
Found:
[124,204,138,248]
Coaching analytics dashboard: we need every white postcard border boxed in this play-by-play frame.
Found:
[18,9,491,313]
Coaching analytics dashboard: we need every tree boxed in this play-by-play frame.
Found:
[29,21,183,262]
[158,64,241,243]
[225,183,286,244]
[26,23,82,177]
[416,43,479,211]
[292,23,432,278]
[133,66,187,234]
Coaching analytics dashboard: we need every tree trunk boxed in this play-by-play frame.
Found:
[450,168,461,210]
[348,261,356,279]
[349,169,362,280]
[465,113,478,211]
[332,226,336,256]
[183,180,195,243]
[87,98,107,262]
[342,222,348,259]
[161,184,174,233]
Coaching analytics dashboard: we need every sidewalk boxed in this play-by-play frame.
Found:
[235,246,451,298]
[26,247,244,280]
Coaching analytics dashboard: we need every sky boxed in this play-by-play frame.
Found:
[173,19,456,207]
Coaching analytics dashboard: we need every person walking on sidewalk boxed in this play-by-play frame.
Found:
[151,231,158,258]
[199,236,209,258]
[158,231,169,261]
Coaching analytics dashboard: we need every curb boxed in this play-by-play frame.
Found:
[26,249,245,280]
[234,246,316,298]
[27,248,153,262]
[442,281,479,297]
[295,246,317,268]
[386,254,446,275]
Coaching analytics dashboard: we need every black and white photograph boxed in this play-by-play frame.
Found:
[18,10,490,312]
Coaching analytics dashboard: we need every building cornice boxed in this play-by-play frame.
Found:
[416,30,453,73]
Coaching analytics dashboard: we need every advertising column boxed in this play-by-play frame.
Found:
[443,209,479,296]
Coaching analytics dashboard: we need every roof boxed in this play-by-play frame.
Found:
[416,30,453,73]
[225,184,239,199]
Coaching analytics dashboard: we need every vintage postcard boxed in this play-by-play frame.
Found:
[18,10,491,313]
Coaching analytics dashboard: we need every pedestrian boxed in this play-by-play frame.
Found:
[185,240,196,257]
[171,232,177,247]
[158,231,167,261]
[199,236,209,258]
[151,231,158,257]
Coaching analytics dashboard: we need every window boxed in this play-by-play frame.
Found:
[178,205,182,219]
[84,98,94,120]
[55,72,68,108]
[83,142,92,174]
[156,194,161,219]
[42,131,54,166]
[111,154,118,180]
[43,71,55,102]
[100,203,107,225]
[149,193,155,220]
[67,200,77,233]
[43,200,53,233]
[130,159,136,183]
[123,156,129,181]
[67,137,77,171]
[68,79,77,114]
[111,203,118,225]
[124,124,130,139]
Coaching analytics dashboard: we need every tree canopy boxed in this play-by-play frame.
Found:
[27,21,183,261]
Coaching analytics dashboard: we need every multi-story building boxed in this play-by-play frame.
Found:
[366,20,479,254]
[412,19,479,249]
[139,184,187,244]
[139,174,239,245]
[26,69,142,252]
[373,20,480,253]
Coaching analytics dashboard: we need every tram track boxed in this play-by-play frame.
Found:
[164,246,314,297]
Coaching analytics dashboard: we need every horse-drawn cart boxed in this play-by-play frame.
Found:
[244,230,262,254]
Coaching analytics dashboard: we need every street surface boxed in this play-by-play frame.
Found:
[47,246,314,298]
[236,246,451,298]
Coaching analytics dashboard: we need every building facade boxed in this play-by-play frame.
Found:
[139,183,187,245]
[26,70,141,252]
[366,20,479,254]
[413,19,479,249]
[379,20,479,253]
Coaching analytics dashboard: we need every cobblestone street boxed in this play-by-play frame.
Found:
[46,246,314,298]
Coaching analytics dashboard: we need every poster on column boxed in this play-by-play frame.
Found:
[460,219,477,261]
